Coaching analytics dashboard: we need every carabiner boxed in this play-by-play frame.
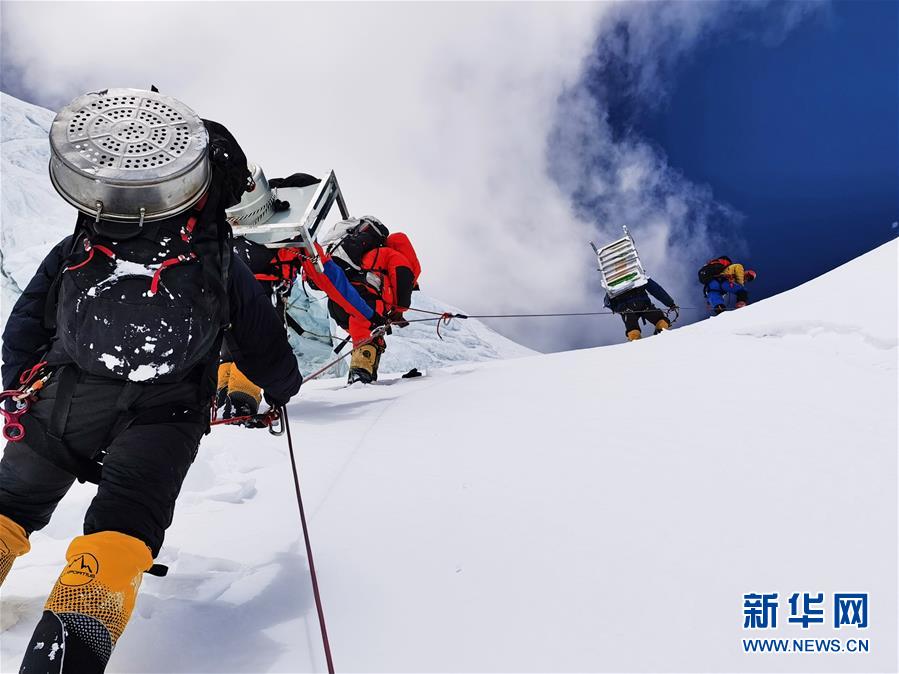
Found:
[268,408,285,436]
[1,391,31,443]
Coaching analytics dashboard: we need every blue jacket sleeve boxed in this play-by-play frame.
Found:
[227,255,303,404]
[321,259,374,320]
[1,237,71,390]
[646,278,676,309]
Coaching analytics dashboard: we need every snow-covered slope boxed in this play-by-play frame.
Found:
[0,94,78,319]
[0,92,534,370]
[2,240,895,672]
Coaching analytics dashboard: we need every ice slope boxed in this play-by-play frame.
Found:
[0,92,534,371]
[1,240,895,673]
[0,93,78,319]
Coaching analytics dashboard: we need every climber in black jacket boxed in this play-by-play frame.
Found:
[604,278,678,341]
[0,98,302,673]
[0,243,302,672]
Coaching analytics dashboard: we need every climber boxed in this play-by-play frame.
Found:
[604,277,678,341]
[303,216,421,383]
[0,89,302,674]
[698,257,758,315]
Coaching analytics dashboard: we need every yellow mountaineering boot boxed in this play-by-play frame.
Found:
[0,513,30,586]
[225,364,263,416]
[348,344,380,384]
[216,361,233,407]
[626,329,642,341]
[23,531,153,672]
[653,319,670,335]
[217,362,263,420]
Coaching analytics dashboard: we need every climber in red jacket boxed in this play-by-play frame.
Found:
[302,217,421,384]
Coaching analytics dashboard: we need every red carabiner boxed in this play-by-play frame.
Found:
[1,391,31,442]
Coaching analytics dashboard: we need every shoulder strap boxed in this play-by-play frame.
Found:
[192,180,232,329]
[43,217,90,331]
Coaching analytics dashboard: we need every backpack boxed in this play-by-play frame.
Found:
[321,217,389,280]
[697,257,731,285]
[49,120,251,383]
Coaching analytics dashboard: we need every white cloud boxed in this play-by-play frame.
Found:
[0,1,825,351]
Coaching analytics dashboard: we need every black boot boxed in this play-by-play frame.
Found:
[20,610,110,674]
[347,367,375,385]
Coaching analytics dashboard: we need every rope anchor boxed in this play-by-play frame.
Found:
[436,311,462,339]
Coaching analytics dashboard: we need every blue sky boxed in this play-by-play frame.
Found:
[589,0,898,304]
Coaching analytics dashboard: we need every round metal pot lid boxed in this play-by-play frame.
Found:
[49,88,210,219]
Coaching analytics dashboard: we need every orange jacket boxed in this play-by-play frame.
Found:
[359,233,421,311]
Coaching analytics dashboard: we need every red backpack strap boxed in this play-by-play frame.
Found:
[150,194,209,295]
[65,239,115,272]
[179,192,209,243]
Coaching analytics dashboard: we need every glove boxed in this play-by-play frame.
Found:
[369,311,388,330]
[388,310,409,328]
[263,391,289,409]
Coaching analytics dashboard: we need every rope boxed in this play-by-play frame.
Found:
[405,307,703,319]
[399,305,704,336]
[214,403,335,669]
[302,326,388,383]
[282,408,336,674]
[301,328,340,341]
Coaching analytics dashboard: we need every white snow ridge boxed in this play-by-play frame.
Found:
[1,93,897,672]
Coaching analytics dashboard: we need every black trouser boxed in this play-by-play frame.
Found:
[0,368,206,556]
[621,306,667,334]
[615,293,667,335]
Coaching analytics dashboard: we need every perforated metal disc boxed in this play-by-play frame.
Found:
[226,163,276,227]
[49,88,210,221]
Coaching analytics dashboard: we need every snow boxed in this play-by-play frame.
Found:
[98,353,124,370]
[0,94,79,322]
[1,236,895,671]
[127,363,172,382]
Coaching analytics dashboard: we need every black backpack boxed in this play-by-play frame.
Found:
[328,218,390,281]
[697,258,731,285]
[49,120,251,383]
